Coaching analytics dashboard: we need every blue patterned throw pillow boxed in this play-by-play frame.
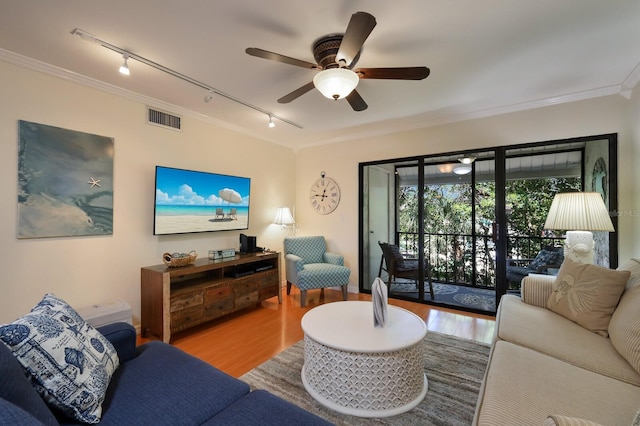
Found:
[0,294,119,424]
[529,249,561,271]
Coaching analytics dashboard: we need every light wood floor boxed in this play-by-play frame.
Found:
[147,288,496,378]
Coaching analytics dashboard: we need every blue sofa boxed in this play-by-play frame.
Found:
[0,322,330,426]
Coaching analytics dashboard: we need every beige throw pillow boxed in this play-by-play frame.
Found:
[617,258,640,291]
[547,257,629,337]
[609,288,640,373]
[608,260,640,375]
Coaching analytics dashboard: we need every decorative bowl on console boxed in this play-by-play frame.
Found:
[163,250,197,267]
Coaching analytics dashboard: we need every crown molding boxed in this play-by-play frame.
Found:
[620,61,640,99]
[0,48,292,149]
[299,85,625,150]
[424,85,624,126]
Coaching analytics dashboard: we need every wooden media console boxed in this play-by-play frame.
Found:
[141,251,280,342]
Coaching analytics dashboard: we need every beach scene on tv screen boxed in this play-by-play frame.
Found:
[154,167,250,235]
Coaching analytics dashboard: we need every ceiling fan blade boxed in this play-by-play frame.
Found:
[336,12,377,66]
[354,67,430,80]
[246,47,318,69]
[278,81,316,103]
[346,90,368,111]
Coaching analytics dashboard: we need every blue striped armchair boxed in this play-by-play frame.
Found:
[283,236,350,307]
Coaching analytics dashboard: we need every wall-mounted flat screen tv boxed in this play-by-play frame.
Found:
[154,166,251,235]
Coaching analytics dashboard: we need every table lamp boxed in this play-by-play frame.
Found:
[543,192,614,264]
[273,207,296,233]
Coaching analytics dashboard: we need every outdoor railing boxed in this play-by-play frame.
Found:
[397,231,564,289]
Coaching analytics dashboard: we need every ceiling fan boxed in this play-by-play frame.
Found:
[246,11,430,111]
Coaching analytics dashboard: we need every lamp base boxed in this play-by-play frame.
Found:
[564,230,594,264]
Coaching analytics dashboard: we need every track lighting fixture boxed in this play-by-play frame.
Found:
[119,54,130,76]
[70,28,302,129]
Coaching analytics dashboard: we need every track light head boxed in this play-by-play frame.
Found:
[268,115,275,128]
[119,54,130,76]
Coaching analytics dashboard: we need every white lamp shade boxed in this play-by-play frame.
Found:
[274,207,295,225]
[544,192,614,231]
[313,68,359,100]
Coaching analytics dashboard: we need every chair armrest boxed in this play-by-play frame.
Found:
[521,274,556,308]
[324,252,344,266]
[97,322,137,363]
[285,253,304,284]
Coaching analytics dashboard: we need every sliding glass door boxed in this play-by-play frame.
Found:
[359,134,618,315]
[361,152,500,314]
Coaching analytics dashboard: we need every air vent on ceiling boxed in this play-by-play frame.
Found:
[146,107,181,131]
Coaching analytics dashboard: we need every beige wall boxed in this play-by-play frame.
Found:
[2,58,638,324]
[0,61,295,324]
[295,94,638,291]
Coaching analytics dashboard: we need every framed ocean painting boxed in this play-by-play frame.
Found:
[17,120,114,238]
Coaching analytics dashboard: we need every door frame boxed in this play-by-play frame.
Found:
[359,133,619,313]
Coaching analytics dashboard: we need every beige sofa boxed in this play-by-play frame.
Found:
[474,259,640,425]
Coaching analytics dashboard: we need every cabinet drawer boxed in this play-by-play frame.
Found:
[204,299,234,319]
[235,291,259,308]
[171,306,203,331]
[171,291,203,312]
[234,278,259,295]
[260,284,279,300]
[204,285,232,304]
[258,271,279,288]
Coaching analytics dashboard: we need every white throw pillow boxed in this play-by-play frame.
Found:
[0,294,119,423]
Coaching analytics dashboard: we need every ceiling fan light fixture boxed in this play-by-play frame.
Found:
[453,165,472,175]
[119,53,130,76]
[313,68,359,100]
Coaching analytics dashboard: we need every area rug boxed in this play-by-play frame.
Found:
[240,331,490,425]
[390,282,497,312]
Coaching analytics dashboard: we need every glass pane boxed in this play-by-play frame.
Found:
[505,146,583,292]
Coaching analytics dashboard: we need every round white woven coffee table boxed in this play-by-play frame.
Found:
[301,300,428,418]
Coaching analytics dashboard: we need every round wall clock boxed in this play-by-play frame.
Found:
[310,171,341,215]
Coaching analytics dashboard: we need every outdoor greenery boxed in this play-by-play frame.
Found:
[397,177,581,287]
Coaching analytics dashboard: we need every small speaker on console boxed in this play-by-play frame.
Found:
[240,233,258,253]
[247,236,257,253]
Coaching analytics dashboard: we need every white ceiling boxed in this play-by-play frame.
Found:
[1,0,639,150]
